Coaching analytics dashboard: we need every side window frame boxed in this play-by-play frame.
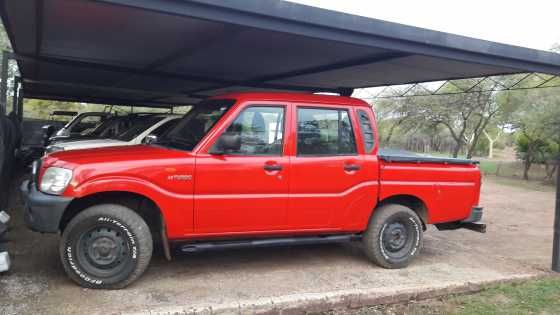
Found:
[356,109,376,154]
[211,104,287,157]
[295,106,359,157]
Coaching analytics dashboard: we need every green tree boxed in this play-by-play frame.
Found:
[378,78,517,158]
[508,85,560,180]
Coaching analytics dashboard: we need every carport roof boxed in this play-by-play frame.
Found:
[2,0,560,107]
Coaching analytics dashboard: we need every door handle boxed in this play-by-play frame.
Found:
[344,164,361,171]
[264,164,283,171]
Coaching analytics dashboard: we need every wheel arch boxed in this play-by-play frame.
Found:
[60,191,164,235]
[377,194,429,229]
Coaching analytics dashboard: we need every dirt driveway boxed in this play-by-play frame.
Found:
[0,177,556,314]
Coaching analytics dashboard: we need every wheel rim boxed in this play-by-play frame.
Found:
[383,222,408,252]
[381,217,416,260]
[76,225,132,278]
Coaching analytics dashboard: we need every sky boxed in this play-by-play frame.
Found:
[287,0,560,52]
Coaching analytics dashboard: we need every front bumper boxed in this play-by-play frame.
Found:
[20,180,73,233]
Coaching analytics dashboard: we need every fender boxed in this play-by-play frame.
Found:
[65,175,193,238]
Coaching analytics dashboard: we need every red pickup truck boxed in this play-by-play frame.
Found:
[21,92,484,289]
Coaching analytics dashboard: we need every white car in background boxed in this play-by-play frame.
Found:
[46,114,181,154]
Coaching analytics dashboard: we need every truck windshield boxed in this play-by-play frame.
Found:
[116,116,166,142]
[156,99,235,151]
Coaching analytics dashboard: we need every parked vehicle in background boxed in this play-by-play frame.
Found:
[41,111,79,145]
[46,112,112,145]
[45,114,180,154]
[21,92,484,289]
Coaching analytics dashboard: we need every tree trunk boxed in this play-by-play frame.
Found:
[483,130,501,159]
[545,160,558,182]
[452,143,461,158]
[523,148,533,181]
[523,159,531,180]
[384,123,398,144]
[466,132,482,159]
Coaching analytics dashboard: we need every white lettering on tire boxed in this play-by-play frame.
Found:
[379,223,390,260]
[66,246,102,285]
[67,217,138,285]
[409,216,420,256]
[97,217,137,259]
[378,216,421,261]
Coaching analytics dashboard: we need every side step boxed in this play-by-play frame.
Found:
[179,234,360,253]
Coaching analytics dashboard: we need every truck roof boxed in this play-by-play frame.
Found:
[211,92,371,107]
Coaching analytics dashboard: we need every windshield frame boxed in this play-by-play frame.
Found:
[154,99,236,152]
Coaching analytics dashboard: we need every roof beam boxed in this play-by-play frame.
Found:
[95,0,560,75]
[188,52,410,94]
[14,53,338,95]
[22,78,191,99]
[106,27,246,94]
[24,92,194,108]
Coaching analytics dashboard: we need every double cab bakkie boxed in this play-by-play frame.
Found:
[21,92,484,289]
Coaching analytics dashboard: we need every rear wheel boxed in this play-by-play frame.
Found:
[362,204,423,268]
[60,204,153,289]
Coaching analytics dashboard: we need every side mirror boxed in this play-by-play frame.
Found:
[143,134,158,144]
[210,132,241,154]
[42,125,57,138]
[42,125,58,146]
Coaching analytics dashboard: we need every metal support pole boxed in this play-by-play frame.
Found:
[12,77,20,115]
[17,86,23,123]
[553,158,560,272]
[0,51,8,116]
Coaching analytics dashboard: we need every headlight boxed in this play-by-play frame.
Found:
[46,146,65,154]
[40,167,73,195]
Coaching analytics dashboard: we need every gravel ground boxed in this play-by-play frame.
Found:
[0,177,555,314]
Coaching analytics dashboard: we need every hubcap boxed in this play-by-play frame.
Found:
[383,222,408,252]
[82,227,126,268]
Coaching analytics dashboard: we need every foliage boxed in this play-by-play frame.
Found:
[376,77,519,158]
[506,79,560,180]
[330,277,560,314]
[448,278,560,315]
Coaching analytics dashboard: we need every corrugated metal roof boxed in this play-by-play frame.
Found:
[1,0,559,107]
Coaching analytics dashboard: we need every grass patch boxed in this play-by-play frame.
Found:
[479,160,498,175]
[483,175,555,192]
[323,277,560,314]
[447,277,560,315]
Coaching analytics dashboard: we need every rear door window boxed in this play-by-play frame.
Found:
[296,107,357,156]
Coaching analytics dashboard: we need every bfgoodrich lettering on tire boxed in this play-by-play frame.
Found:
[59,204,153,289]
[362,204,423,269]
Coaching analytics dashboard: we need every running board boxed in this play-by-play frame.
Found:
[179,234,360,253]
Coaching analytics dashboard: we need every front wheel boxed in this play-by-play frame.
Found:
[362,204,423,269]
[60,204,153,289]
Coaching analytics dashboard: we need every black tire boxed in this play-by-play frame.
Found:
[59,204,153,289]
[362,204,423,269]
